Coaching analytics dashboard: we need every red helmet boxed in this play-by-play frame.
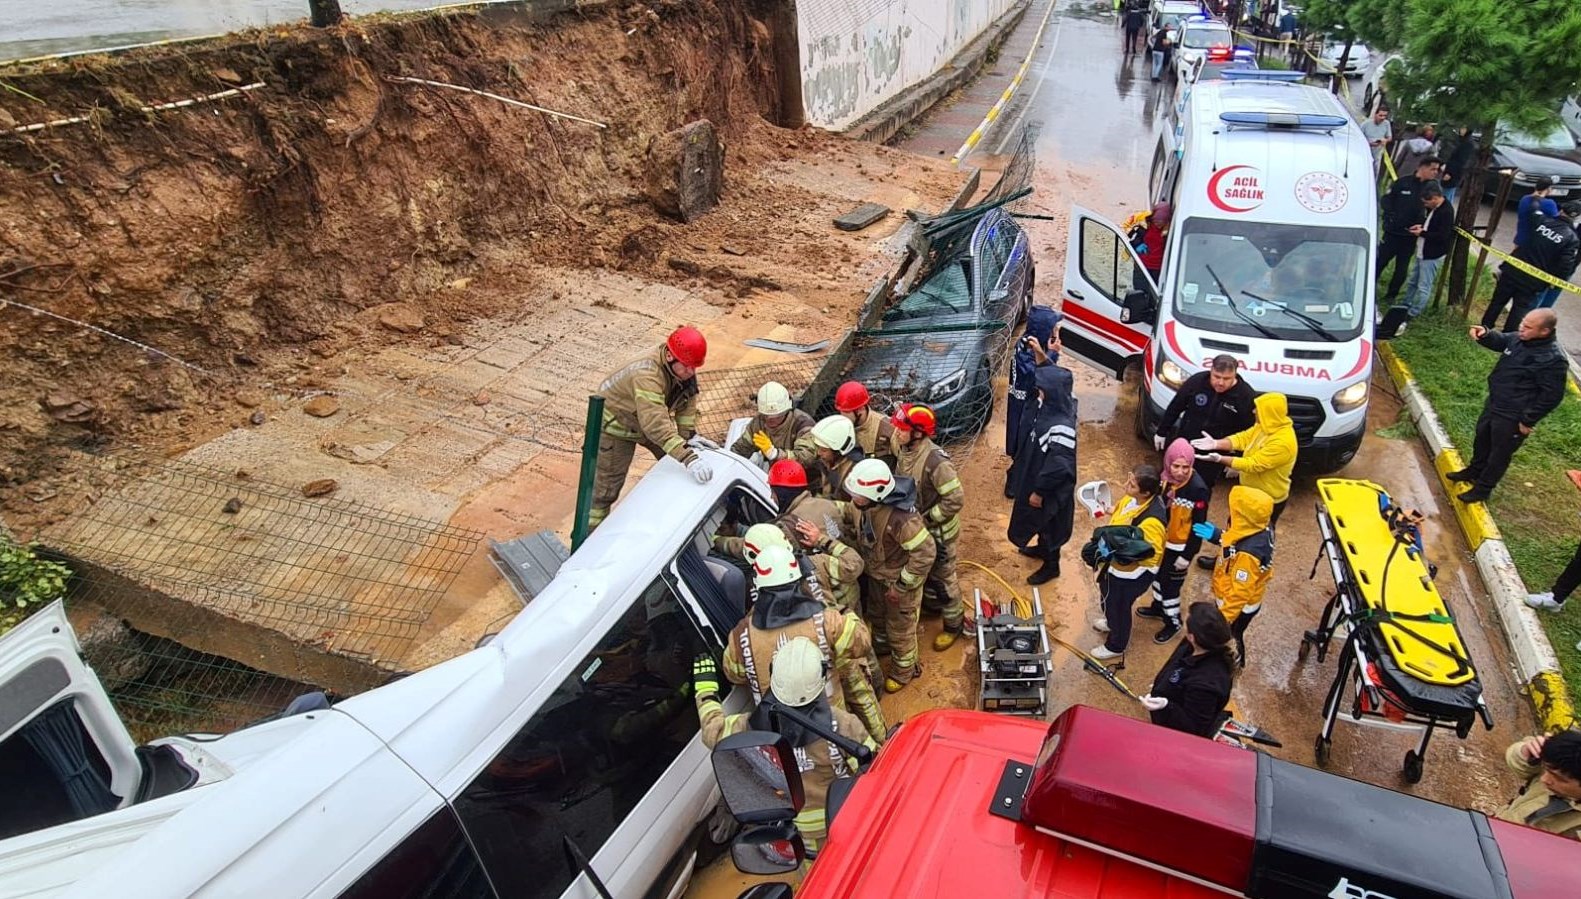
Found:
[768,459,808,488]
[890,402,937,437]
[834,381,870,413]
[666,326,707,368]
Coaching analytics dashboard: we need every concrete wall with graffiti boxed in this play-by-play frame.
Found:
[797,0,1018,130]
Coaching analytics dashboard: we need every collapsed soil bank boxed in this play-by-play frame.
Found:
[0,1,809,526]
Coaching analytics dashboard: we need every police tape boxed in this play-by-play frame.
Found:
[1455,227,1581,296]
[1381,147,1398,184]
[948,0,1059,166]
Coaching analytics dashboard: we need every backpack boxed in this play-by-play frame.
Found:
[1080,525,1157,570]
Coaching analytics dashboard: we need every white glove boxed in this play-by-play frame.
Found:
[1139,694,1169,712]
[686,435,721,451]
[1222,465,1239,479]
[1200,452,1224,465]
[1153,433,1166,452]
[1189,431,1218,452]
[687,457,713,484]
[1173,555,1190,571]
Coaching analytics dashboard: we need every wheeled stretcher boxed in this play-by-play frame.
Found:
[1300,479,1493,783]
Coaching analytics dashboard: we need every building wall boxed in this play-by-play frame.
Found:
[797,0,1017,131]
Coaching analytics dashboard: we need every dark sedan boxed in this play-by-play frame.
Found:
[827,207,1034,441]
[1486,123,1581,199]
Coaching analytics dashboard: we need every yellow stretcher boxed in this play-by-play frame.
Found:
[1300,479,1493,784]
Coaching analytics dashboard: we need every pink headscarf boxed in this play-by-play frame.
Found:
[1164,437,1194,484]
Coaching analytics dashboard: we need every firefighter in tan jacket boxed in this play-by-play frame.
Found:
[693,638,875,851]
[835,457,936,693]
[721,544,886,741]
[1495,731,1581,841]
[888,404,971,650]
[809,414,863,501]
[728,381,818,468]
[835,381,898,465]
[591,326,709,530]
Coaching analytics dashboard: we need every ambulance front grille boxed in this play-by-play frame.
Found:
[1286,395,1326,443]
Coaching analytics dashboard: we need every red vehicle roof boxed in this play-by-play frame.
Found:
[797,709,1224,898]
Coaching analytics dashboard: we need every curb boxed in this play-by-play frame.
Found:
[1378,343,1574,732]
[841,0,1032,145]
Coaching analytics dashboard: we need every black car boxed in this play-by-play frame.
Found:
[828,208,1034,441]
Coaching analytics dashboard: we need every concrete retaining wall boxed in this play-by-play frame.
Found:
[797,0,1018,131]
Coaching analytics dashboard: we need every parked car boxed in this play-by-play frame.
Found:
[1312,40,1370,76]
[1360,52,1400,114]
[0,448,773,898]
[1173,17,1234,83]
[1486,122,1581,199]
[828,207,1033,441]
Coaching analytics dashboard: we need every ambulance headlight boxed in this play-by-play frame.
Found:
[1332,380,1369,413]
[1157,355,1189,390]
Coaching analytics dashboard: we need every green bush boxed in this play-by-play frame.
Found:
[0,537,71,613]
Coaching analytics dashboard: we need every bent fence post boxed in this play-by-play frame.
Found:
[571,396,605,551]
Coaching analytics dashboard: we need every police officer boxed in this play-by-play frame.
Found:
[591,326,709,530]
[888,404,970,650]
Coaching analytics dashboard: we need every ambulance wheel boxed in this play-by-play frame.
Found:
[1314,736,1331,768]
[1403,751,1424,784]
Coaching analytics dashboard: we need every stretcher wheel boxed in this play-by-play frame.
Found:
[1403,750,1424,784]
[1314,736,1332,768]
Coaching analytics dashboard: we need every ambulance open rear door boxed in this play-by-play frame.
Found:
[1060,206,1159,379]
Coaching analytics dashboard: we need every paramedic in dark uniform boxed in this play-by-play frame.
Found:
[1153,354,1256,489]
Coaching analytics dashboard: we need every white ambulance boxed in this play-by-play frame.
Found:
[1061,71,1377,472]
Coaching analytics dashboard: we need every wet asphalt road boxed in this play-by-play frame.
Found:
[896,8,1533,811]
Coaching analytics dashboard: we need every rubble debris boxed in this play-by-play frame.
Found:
[302,395,341,418]
[646,119,723,222]
[834,202,892,232]
[301,478,340,497]
[376,303,426,334]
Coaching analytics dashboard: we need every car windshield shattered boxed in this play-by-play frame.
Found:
[884,259,974,321]
[1169,218,1370,341]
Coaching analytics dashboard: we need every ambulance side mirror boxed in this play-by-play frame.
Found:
[1119,288,1158,327]
[711,731,805,823]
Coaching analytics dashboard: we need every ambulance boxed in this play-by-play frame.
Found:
[1061,71,1377,472]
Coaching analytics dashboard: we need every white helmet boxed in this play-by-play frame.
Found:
[742,522,791,562]
[757,381,793,417]
[752,544,803,589]
[844,457,895,503]
[810,415,856,455]
[770,636,827,707]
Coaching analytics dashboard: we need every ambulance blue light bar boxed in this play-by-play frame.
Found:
[1220,69,1306,82]
[1219,110,1351,131]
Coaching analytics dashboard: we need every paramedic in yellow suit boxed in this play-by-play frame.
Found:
[1191,485,1275,669]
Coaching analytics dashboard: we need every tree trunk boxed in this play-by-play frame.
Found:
[1447,126,1497,311]
[309,0,343,28]
[1331,37,1353,95]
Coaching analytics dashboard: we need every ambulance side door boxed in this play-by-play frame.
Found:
[1060,206,1159,379]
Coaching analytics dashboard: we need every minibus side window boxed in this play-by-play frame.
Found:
[1079,218,1138,304]
[452,580,708,899]
[337,808,495,899]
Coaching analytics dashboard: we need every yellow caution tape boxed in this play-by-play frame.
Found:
[1454,227,1581,296]
[1381,147,1398,185]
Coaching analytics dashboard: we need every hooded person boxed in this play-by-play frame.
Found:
[692,636,875,851]
[1193,392,1297,529]
[721,544,886,741]
[1008,364,1078,585]
[1006,306,1062,470]
[1137,439,1210,643]
[835,458,936,693]
[1192,485,1275,668]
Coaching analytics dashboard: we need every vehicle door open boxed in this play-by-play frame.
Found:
[0,600,139,839]
[1060,206,1158,378]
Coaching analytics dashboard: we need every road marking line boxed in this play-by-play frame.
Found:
[950,0,1060,166]
[993,14,1064,156]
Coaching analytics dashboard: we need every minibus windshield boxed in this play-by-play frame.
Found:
[1169,218,1369,341]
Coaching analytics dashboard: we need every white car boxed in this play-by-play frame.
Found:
[1173,20,1235,83]
[1360,52,1401,114]
[0,447,769,898]
[1313,40,1370,76]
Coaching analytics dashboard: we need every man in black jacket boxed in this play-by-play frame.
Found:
[1378,182,1453,339]
[1481,201,1581,331]
[1008,364,1078,585]
[1154,354,1256,489]
[1377,156,1442,310]
[1451,309,1569,503]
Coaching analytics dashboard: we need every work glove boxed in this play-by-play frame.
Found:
[1153,433,1166,452]
[686,435,720,451]
[1138,694,1169,712]
[1173,555,1191,571]
[1192,522,1222,544]
[693,654,720,700]
[1199,452,1224,465]
[1189,431,1218,452]
[751,431,778,460]
[687,457,713,484]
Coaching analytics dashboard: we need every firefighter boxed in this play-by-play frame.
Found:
[835,381,897,466]
[839,457,936,693]
[590,325,709,530]
[809,414,862,501]
[888,403,971,651]
[693,637,875,851]
[722,544,886,742]
[729,381,817,467]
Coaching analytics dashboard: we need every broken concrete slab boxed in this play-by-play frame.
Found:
[646,119,724,222]
[834,202,891,232]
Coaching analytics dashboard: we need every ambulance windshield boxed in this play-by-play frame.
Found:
[1170,218,1370,341]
